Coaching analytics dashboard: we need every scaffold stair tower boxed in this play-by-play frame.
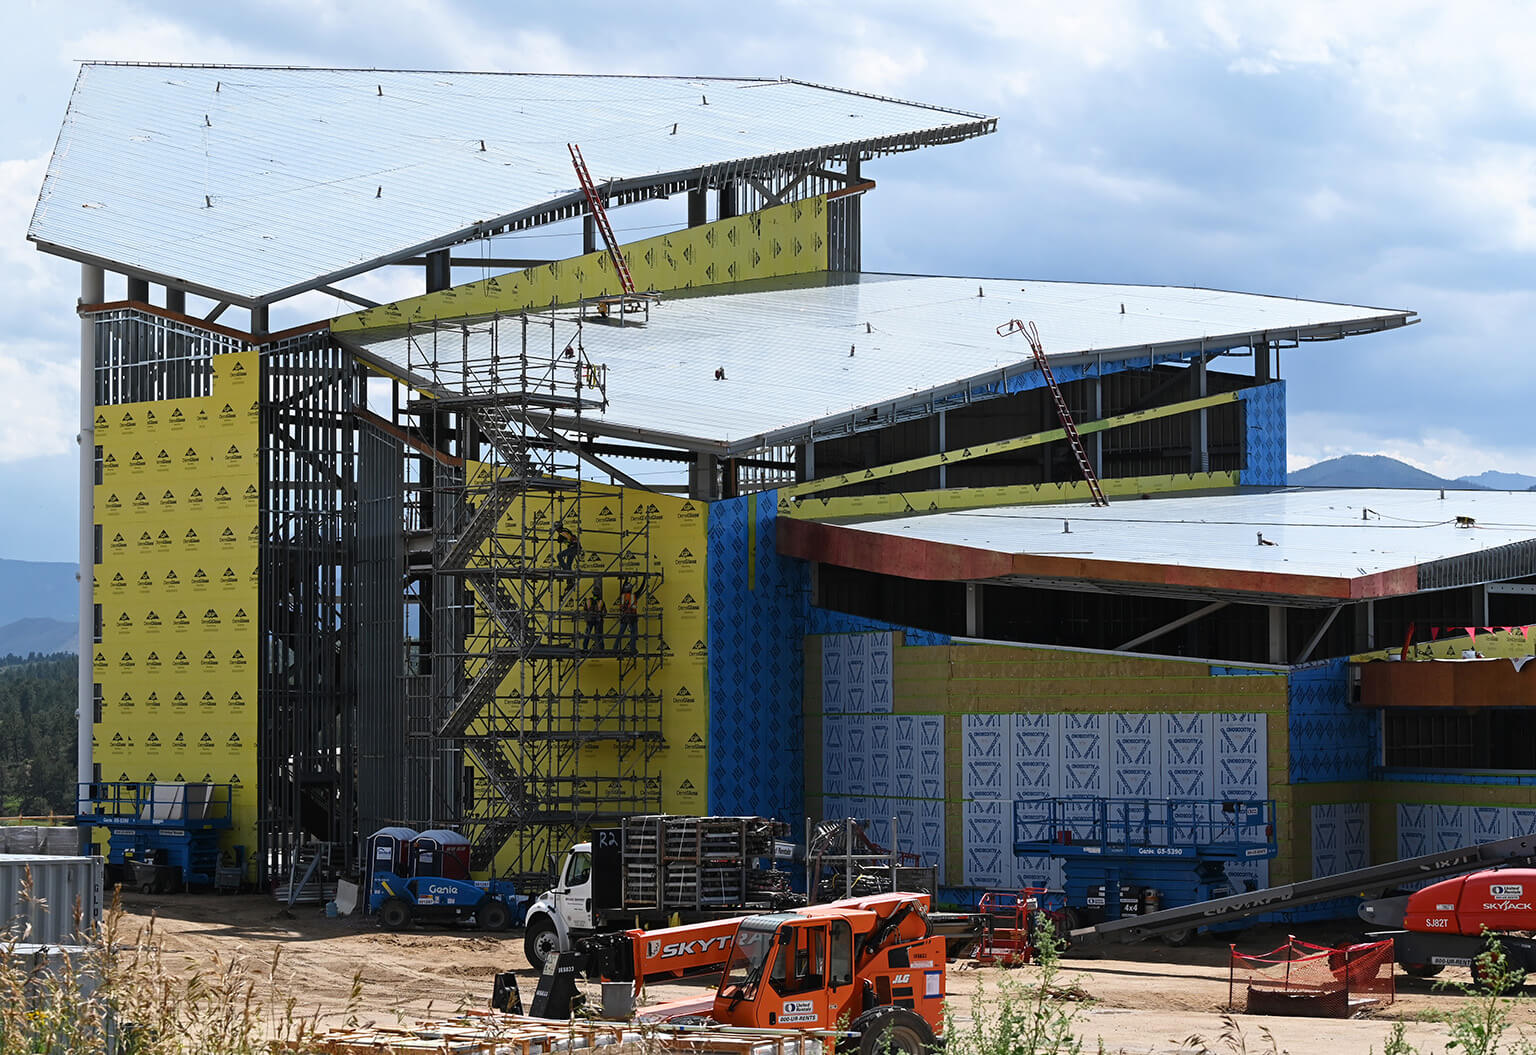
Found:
[406,307,666,878]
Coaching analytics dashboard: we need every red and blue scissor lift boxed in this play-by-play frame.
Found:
[1014,797,1278,943]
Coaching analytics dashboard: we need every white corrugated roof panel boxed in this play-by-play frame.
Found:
[839,487,1536,583]
[29,64,992,302]
[346,273,1413,453]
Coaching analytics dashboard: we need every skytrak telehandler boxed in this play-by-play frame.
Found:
[529,891,987,1054]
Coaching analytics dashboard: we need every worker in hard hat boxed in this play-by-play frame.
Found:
[556,521,581,571]
[581,587,606,653]
[618,578,641,654]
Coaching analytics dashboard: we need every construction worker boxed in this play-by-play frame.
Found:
[555,521,581,571]
[581,588,606,652]
[618,578,641,654]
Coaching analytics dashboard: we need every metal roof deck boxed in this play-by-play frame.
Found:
[29,64,993,305]
[343,272,1414,455]
[778,487,1536,605]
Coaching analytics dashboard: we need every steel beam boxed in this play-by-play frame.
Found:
[319,284,380,309]
[784,390,1242,499]
[1116,601,1227,652]
[1294,604,1343,663]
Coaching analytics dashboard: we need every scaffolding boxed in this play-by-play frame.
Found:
[403,303,664,880]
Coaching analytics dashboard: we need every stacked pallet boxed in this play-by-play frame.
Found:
[621,816,790,913]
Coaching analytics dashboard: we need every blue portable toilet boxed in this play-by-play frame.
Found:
[368,826,418,881]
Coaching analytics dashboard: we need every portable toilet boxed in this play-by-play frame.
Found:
[413,829,471,879]
[368,826,418,881]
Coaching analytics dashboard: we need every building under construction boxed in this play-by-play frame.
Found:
[33,64,1536,901]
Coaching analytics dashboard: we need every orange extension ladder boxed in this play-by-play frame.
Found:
[568,143,636,296]
[997,319,1108,506]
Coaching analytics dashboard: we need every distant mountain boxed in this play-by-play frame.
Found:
[1456,470,1536,491]
[0,558,77,626]
[0,617,77,658]
[1288,455,1476,490]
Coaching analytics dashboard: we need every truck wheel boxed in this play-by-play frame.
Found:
[847,1006,935,1055]
[379,898,412,932]
[479,899,511,932]
[1160,928,1194,948]
[524,916,559,969]
[1402,962,1443,979]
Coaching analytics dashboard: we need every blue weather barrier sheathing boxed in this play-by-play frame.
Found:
[1287,658,1372,784]
[708,488,956,824]
[707,490,809,821]
[1238,381,1287,487]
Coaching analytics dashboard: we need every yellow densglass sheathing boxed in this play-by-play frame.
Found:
[91,351,260,865]
[453,475,709,875]
[332,195,830,333]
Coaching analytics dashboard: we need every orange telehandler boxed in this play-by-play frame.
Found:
[559,891,987,1053]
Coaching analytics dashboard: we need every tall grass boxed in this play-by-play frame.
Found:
[1,883,361,1055]
[943,917,1091,1055]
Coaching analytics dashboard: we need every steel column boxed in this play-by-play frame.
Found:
[77,263,104,850]
[689,452,721,500]
[1191,357,1209,473]
[426,250,452,293]
[1267,605,1288,665]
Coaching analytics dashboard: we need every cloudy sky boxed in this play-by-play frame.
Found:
[3,0,1534,560]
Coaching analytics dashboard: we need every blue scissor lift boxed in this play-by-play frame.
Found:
[77,781,237,891]
[1014,796,1277,935]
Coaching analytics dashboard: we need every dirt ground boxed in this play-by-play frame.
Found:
[114,891,1536,1054]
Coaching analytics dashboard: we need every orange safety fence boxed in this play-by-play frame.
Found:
[1229,936,1395,1018]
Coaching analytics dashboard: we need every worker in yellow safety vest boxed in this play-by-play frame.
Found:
[556,521,581,571]
[618,579,640,654]
[581,588,606,652]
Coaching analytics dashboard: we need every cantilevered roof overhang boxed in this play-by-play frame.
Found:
[28,64,994,306]
[341,272,1415,457]
[778,488,1536,608]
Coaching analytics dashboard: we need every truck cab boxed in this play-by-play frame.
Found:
[715,914,857,1029]
[707,905,945,1052]
[524,841,598,966]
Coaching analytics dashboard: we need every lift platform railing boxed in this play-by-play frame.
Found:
[76,781,234,829]
[1014,797,1276,861]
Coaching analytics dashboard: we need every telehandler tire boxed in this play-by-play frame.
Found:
[847,1006,935,1055]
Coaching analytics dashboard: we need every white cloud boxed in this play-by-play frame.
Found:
[1288,413,1536,480]
[0,348,77,463]
[0,155,74,324]
[60,13,288,66]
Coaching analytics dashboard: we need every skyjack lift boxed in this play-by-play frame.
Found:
[1064,831,1536,973]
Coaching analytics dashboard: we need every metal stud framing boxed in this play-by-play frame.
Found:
[258,331,358,880]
